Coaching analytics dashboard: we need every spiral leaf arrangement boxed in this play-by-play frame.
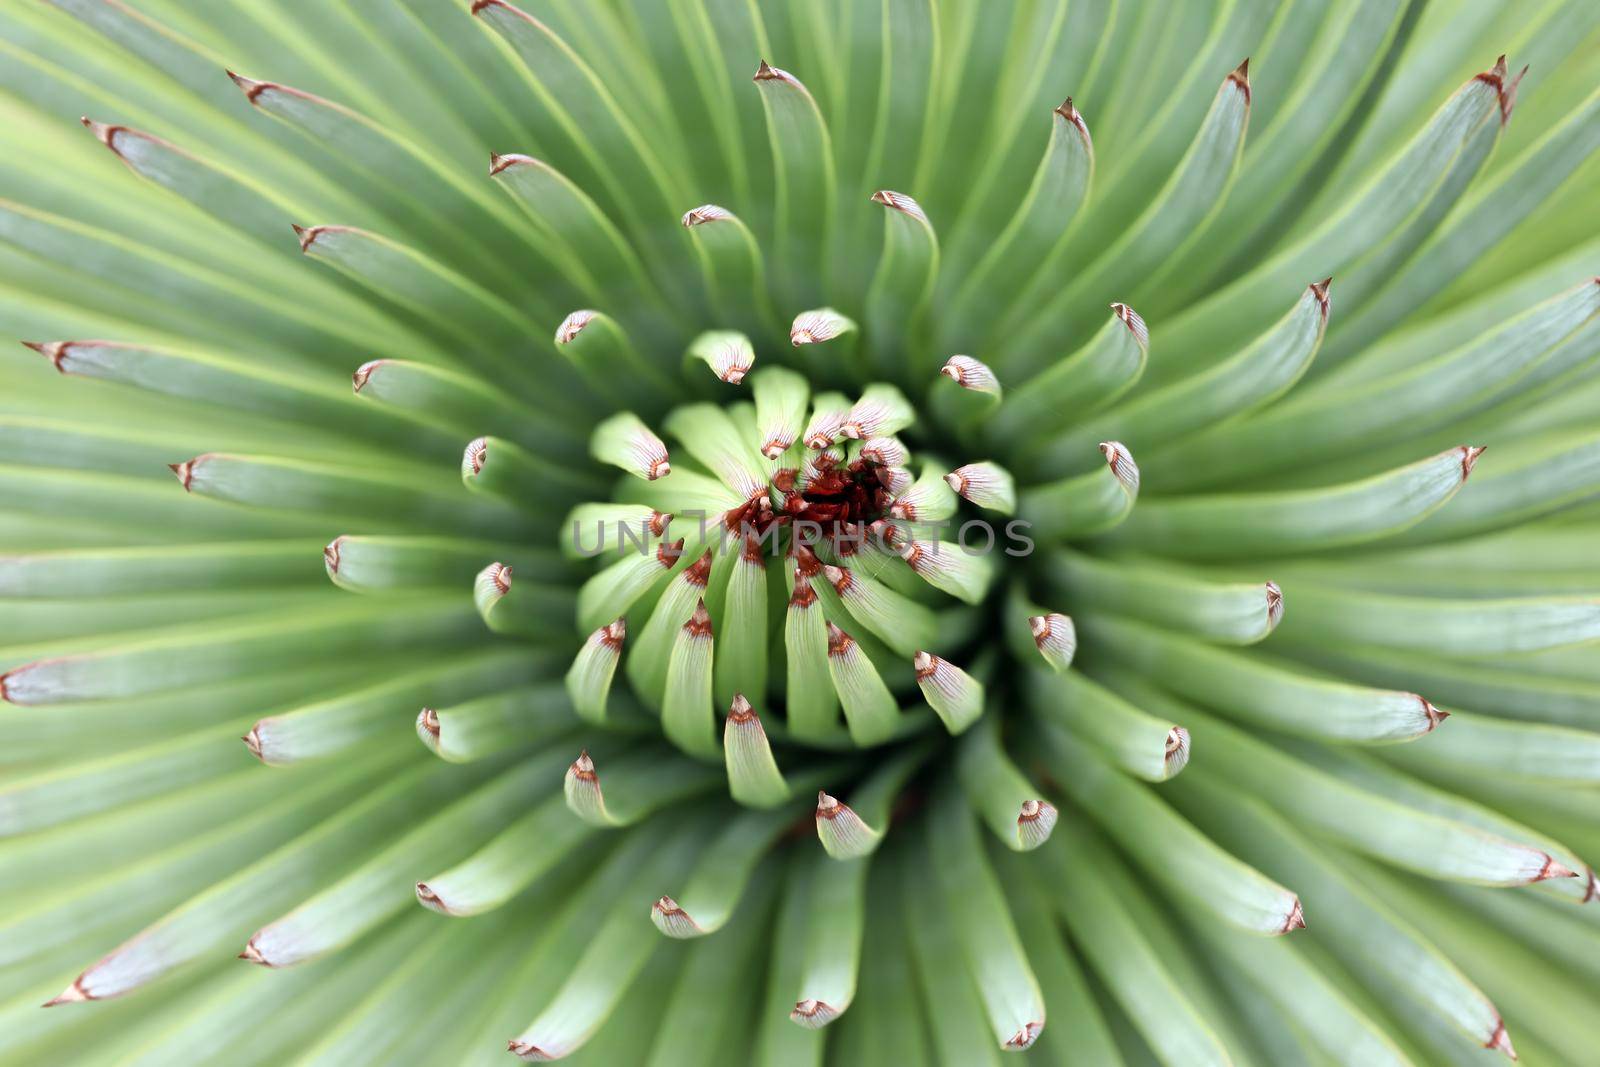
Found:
[3,1,1600,1064]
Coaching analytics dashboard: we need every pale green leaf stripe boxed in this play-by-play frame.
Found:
[663,402,770,499]
[251,647,554,766]
[0,762,365,971]
[563,743,722,828]
[352,358,585,447]
[1043,281,1329,474]
[1149,278,1599,490]
[464,435,604,509]
[474,0,689,227]
[1378,710,1600,787]
[294,224,544,344]
[650,798,808,938]
[987,307,1148,446]
[814,741,936,860]
[1035,824,1234,1067]
[715,550,769,710]
[0,598,480,705]
[506,816,708,1060]
[681,206,779,334]
[0,541,320,597]
[555,310,683,412]
[955,712,1057,851]
[990,847,1124,1065]
[24,339,423,444]
[1275,582,1600,656]
[1027,666,1188,782]
[925,784,1047,1050]
[1324,86,1600,366]
[1155,56,1507,375]
[661,602,717,758]
[415,793,594,917]
[173,451,529,537]
[112,914,434,1067]
[1019,441,1140,540]
[626,551,711,706]
[1167,771,1507,1051]
[647,864,778,1065]
[946,99,1094,333]
[472,563,579,641]
[225,70,542,282]
[1387,430,1600,545]
[1043,725,1301,936]
[1351,856,1600,1066]
[864,191,939,372]
[1043,549,1281,645]
[1276,737,1591,905]
[1103,445,1477,558]
[753,849,827,1067]
[43,758,477,1002]
[788,847,871,1030]
[1097,679,1579,888]
[1183,902,1413,1067]
[724,696,792,809]
[418,681,578,764]
[243,753,562,968]
[753,61,837,305]
[1081,614,1441,743]
[1005,61,1251,372]
[489,155,663,312]
[901,844,1006,1067]
[327,535,560,595]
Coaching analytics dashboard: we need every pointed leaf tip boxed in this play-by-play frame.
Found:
[1279,898,1306,934]
[1460,446,1487,479]
[1486,1019,1518,1060]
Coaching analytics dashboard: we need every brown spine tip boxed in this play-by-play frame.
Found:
[489,152,537,176]
[1309,277,1333,316]
[471,0,503,14]
[226,70,270,102]
[1228,58,1251,103]
[1030,616,1052,643]
[554,309,596,344]
[657,537,685,567]
[168,459,196,491]
[685,551,714,587]
[913,650,937,680]
[684,597,714,637]
[789,573,818,608]
[291,224,316,252]
[1005,1022,1044,1050]
[1418,697,1449,732]
[351,359,383,392]
[1109,302,1150,350]
[42,979,91,1007]
[506,1040,551,1058]
[826,621,853,657]
[1536,854,1578,881]
[466,437,487,475]
[415,882,447,914]
[1486,1018,1518,1060]
[681,204,734,227]
[599,618,627,651]
[727,693,757,724]
[1264,581,1284,629]
[821,563,851,595]
[753,59,778,81]
[1460,445,1487,479]
[489,562,512,594]
[242,726,265,761]
[571,749,597,780]
[323,536,344,574]
[1279,898,1306,933]
[418,707,440,740]
[238,939,268,965]
[647,457,671,480]
[816,790,841,817]
[22,340,70,372]
[868,189,928,223]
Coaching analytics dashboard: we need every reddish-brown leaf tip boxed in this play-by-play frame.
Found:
[1460,445,1487,479]
[1279,898,1306,934]
[1486,1018,1518,1060]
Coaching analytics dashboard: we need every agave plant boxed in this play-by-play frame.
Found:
[4,0,1600,1063]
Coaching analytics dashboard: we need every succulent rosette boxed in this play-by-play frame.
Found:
[4,1,1600,1064]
